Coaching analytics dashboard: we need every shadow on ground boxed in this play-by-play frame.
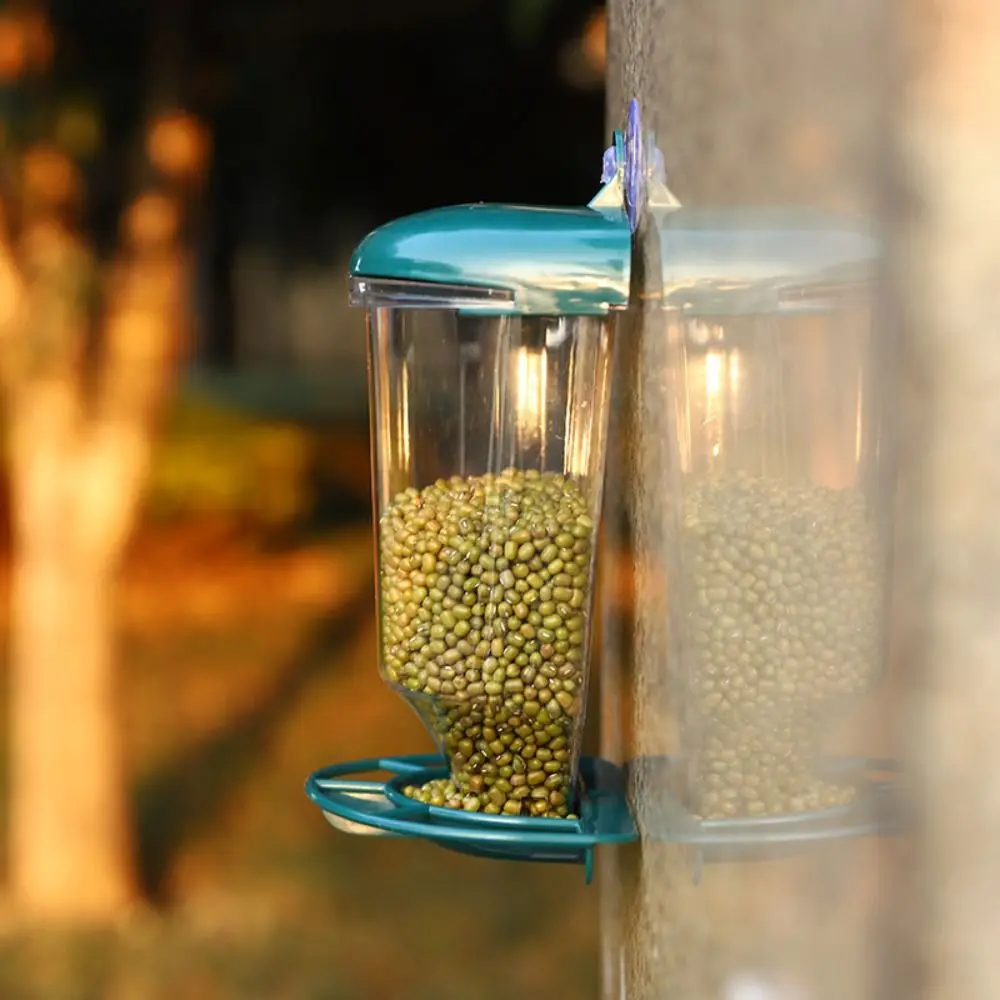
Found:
[133,583,375,902]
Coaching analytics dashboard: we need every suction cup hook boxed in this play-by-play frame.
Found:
[601,144,619,186]
[595,99,674,229]
[623,99,644,233]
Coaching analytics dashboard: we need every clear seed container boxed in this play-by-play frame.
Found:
[354,276,614,819]
[648,209,889,822]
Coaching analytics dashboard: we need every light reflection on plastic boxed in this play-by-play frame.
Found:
[705,349,724,463]
[728,349,741,390]
[545,316,572,350]
[398,362,412,473]
[515,345,547,466]
[705,350,723,399]
[685,333,747,471]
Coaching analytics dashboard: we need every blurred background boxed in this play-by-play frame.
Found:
[0,1,612,998]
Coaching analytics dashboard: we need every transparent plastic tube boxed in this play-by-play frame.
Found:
[364,296,614,819]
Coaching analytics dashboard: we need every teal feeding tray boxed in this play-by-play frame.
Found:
[304,755,639,884]
[304,753,904,884]
[625,755,905,875]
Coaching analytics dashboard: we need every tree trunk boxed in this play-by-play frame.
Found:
[7,382,138,918]
[603,2,888,998]
[9,541,136,917]
[0,1,208,920]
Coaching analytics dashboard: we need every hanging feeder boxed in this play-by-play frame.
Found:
[305,100,903,883]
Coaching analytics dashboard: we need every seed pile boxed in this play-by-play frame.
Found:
[682,473,882,819]
[378,469,595,818]
[400,775,579,820]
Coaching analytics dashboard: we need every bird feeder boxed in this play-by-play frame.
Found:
[305,101,902,884]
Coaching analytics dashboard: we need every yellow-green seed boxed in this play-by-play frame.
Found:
[379,469,597,819]
[682,473,881,820]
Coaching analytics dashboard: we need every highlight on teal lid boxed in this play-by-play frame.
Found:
[345,90,879,320]
[348,203,632,316]
[652,205,879,316]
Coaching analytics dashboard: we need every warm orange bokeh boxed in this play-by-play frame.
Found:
[147,111,212,182]
[0,9,53,82]
[21,145,80,209]
[0,13,27,82]
[582,7,607,76]
[22,9,54,72]
[124,191,181,251]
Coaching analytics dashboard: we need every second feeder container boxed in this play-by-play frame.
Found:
[629,206,889,826]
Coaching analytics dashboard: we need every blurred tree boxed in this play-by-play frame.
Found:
[0,0,210,918]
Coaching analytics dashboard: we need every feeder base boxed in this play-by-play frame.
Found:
[626,755,905,871]
[304,755,637,884]
[304,755,903,884]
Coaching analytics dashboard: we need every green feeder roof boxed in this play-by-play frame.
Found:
[348,203,632,316]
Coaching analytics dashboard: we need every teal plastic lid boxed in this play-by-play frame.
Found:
[652,206,879,316]
[348,203,632,316]
[348,198,878,319]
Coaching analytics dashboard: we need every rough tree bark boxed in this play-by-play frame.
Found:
[0,3,209,919]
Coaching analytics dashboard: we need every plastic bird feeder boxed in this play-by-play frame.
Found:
[305,100,903,883]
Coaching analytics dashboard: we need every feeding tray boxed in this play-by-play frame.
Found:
[628,755,905,869]
[304,753,905,883]
[304,754,638,884]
